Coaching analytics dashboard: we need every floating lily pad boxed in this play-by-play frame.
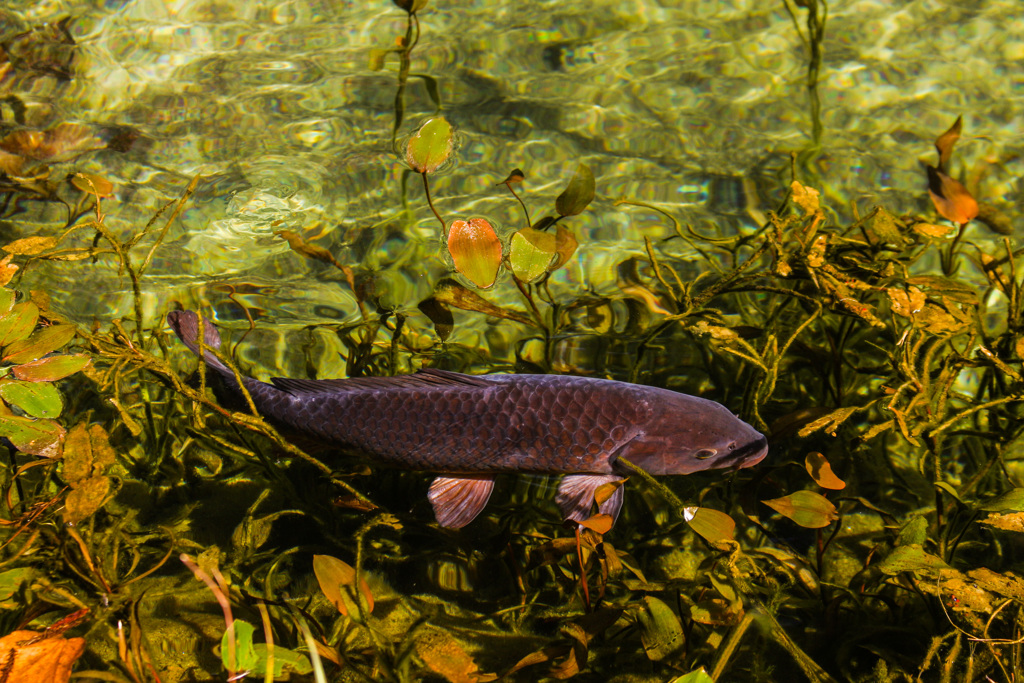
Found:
[447,218,502,288]
[509,227,557,283]
[406,117,453,174]
[0,380,63,418]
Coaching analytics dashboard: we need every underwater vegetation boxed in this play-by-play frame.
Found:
[1,1,1024,682]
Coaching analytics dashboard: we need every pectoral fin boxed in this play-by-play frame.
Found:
[428,475,495,528]
[556,474,625,525]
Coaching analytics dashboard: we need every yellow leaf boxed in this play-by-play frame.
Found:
[804,452,846,490]
[0,630,86,683]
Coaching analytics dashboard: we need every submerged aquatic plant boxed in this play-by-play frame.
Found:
[1,4,1024,683]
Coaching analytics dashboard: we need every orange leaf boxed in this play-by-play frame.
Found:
[447,218,502,289]
[934,115,962,170]
[579,513,613,535]
[927,167,978,225]
[0,630,86,683]
[312,555,374,616]
[804,452,846,490]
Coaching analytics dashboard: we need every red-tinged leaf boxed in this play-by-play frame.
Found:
[683,507,736,543]
[0,302,39,348]
[497,168,525,185]
[312,555,374,617]
[406,117,453,174]
[934,115,962,170]
[3,324,76,364]
[11,354,90,382]
[579,513,613,535]
[447,218,502,289]
[0,415,64,457]
[927,166,978,225]
[509,227,557,283]
[762,490,838,528]
[551,225,578,271]
[804,452,846,490]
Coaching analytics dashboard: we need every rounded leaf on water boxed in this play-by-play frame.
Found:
[0,380,63,419]
[762,490,838,529]
[551,225,579,271]
[683,506,736,543]
[447,218,502,289]
[405,117,453,174]
[509,227,557,283]
[555,163,595,217]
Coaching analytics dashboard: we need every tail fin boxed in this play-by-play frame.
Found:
[167,310,232,376]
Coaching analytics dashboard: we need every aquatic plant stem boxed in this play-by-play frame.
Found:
[420,172,446,234]
[180,553,236,678]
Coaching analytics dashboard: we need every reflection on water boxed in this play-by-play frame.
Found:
[2,0,1022,352]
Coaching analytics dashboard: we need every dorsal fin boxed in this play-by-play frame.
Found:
[269,368,492,395]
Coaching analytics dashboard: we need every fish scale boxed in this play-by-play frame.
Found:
[248,375,649,473]
[167,310,768,529]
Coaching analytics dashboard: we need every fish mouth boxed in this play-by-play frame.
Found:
[726,435,768,470]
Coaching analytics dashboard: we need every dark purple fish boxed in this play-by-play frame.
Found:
[167,310,767,529]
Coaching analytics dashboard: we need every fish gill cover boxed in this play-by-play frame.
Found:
[0,1,1022,682]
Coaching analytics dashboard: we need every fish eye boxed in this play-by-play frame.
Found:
[695,448,717,460]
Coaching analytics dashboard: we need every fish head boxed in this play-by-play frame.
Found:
[615,392,768,475]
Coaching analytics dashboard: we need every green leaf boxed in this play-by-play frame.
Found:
[3,324,77,364]
[221,619,314,677]
[0,380,63,418]
[979,488,1024,512]
[405,117,453,174]
[878,544,950,576]
[669,668,716,683]
[683,507,735,544]
[0,567,33,603]
[11,354,90,382]
[555,163,595,217]
[221,619,261,673]
[762,490,838,528]
[0,289,14,315]
[509,227,556,283]
[447,218,502,288]
[0,415,64,457]
[636,596,684,661]
[896,515,928,547]
[0,302,39,348]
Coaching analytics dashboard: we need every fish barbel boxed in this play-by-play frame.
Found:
[168,310,767,528]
